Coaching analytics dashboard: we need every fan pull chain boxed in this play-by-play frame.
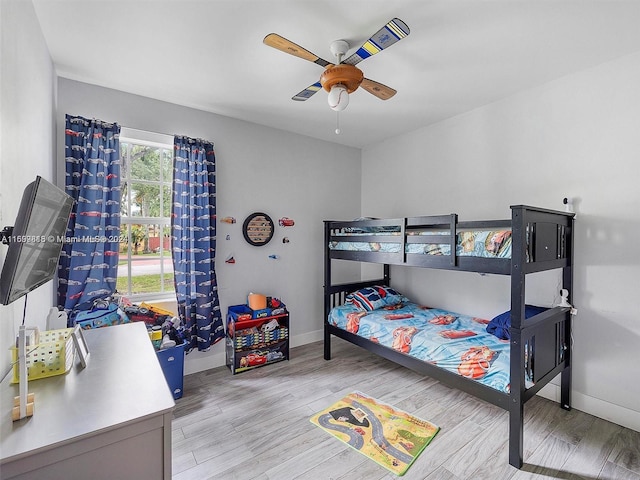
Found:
[335,112,341,135]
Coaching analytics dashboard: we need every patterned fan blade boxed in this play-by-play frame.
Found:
[292,82,322,101]
[342,18,410,66]
[263,33,332,68]
[360,78,397,100]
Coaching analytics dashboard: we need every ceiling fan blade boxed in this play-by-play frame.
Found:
[343,18,410,66]
[263,33,332,68]
[360,78,397,100]
[292,82,322,101]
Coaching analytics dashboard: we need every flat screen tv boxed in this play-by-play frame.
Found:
[0,176,74,305]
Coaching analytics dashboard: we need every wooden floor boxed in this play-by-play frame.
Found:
[172,338,640,480]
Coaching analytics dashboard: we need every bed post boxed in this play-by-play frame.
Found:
[509,205,527,469]
[324,221,332,360]
[560,215,575,410]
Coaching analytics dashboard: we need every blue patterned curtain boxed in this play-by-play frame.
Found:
[58,115,121,313]
[172,136,223,351]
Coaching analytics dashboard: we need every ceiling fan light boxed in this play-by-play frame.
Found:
[328,84,349,111]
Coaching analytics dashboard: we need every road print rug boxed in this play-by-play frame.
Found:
[309,391,440,476]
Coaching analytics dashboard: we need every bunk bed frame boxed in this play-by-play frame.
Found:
[323,205,575,469]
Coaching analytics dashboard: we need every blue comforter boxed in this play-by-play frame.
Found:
[329,302,515,393]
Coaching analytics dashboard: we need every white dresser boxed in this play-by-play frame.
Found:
[0,322,175,479]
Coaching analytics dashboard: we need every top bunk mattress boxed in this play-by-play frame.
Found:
[329,302,515,394]
[329,228,512,258]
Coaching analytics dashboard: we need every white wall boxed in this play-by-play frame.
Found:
[56,78,362,374]
[362,52,640,431]
[0,0,57,378]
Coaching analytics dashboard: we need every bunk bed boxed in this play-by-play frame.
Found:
[323,205,575,469]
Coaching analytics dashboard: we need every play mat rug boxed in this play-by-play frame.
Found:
[310,391,440,476]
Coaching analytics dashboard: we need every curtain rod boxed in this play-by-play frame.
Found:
[120,126,213,145]
[120,125,174,138]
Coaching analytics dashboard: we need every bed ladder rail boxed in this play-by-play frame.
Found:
[327,218,404,245]
[405,213,458,267]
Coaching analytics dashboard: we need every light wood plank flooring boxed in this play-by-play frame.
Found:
[172,338,640,480]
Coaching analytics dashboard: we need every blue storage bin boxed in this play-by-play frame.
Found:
[252,308,272,319]
[156,341,186,400]
[227,305,252,321]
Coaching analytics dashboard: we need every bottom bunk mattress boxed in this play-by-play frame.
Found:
[329,302,514,394]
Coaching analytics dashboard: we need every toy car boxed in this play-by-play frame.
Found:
[240,352,268,367]
[124,305,170,326]
[266,351,284,362]
[278,217,295,227]
[261,319,279,332]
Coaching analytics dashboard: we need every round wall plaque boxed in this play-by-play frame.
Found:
[242,212,274,246]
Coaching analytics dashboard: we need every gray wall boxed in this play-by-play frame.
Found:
[361,51,640,431]
[56,78,362,373]
[0,0,57,377]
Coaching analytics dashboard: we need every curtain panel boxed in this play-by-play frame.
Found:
[171,136,223,351]
[58,115,121,314]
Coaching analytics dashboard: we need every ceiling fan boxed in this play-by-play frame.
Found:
[263,18,410,112]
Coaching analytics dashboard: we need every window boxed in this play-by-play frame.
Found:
[118,129,174,299]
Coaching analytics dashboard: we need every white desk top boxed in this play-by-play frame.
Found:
[0,322,175,463]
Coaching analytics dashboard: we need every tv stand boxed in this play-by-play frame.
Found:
[0,322,175,479]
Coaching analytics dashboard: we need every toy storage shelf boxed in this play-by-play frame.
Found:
[225,306,289,375]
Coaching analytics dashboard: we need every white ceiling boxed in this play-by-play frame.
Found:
[32,0,640,148]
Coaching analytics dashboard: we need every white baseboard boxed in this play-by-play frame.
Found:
[537,383,640,433]
[183,348,226,376]
[289,329,324,348]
